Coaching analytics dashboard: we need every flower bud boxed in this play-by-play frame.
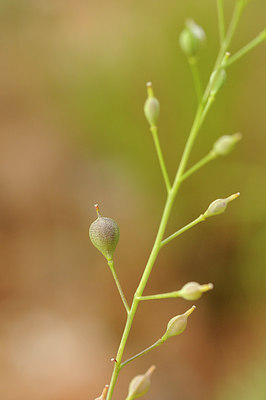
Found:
[179,19,206,58]
[89,205,120,261]
[210,68,227,96]
[213,133,242,156]
[126,366,155,400]
[179,282,214,301]
[204,192,240,218]
[161,306,196,341]
[94,385,108,400]
[144,82,160,127]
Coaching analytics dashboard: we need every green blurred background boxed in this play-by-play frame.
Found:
[0,0,265,399]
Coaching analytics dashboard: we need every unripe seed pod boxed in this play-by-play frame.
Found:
[213,133,242,156]
[179,282,214,301]
[210,68,227,95]
[94,385,108,400]
[179,19,206,58]
[204,192,240,218]
[89,205,119,261]
[126,366,155,400]
[144,82,160,127]
[161,306,196,341]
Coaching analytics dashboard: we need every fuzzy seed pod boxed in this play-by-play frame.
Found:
[213,133,242,156]
[126,366,155,400]
[89,205,120,261]
[179,282,214,301]
[204,193,240,218]
[94,385,108,400]
[179,19,206,58]
[161,306,196,341]
[144,82,160,127]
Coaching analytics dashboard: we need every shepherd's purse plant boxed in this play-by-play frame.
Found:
[89,1,266,399]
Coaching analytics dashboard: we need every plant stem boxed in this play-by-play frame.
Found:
[188,57,202,104]
[137,291,181,301]
[121,339,164,368]
[150,126,171,193]
[225,29,266,67]
[217,0,225,45]
[108,260,130,314]
[180,151,217,182]
[161,214,205,247]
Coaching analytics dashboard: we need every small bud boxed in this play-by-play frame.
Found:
[126,366,155,400]
[204,192,240,218]
[94,385,108,400]
[89,205,120,261]
[179,19,206,58]
[213,133,242,156]
[210,68,227,96]
[179,282,214,301]
[144,82,160,127]
[161,306,196,341]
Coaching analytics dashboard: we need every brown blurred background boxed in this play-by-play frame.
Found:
[0,0,265,399]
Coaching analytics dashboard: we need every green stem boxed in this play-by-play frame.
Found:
[108,260,130,314]
[161,214,205,247]
[225,29,266,67]
[188,57,202,104]
[121,339,164,369]
[150,125,171,193]
[137,291,181,301]
[217,0,225,44]
[180,151,217,182]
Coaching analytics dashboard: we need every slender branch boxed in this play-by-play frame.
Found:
[161,214,205,248]
[180,151,217,183]
[188,57,202,104]
[217,0,225,45]
[225,29,266,67]
[150,126,171,193]
[120,339,164,369]
[107,260,130,314]
[137,291,181,301]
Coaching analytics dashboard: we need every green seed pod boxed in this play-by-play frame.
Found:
[94,385,108,400]
[144,82,160,127]
[89,205,120,261]
[204,192,240,218]
[126,366,155,400]
[210,68,227,96]
[213,133,242,156]
[161,306,196,341]
[179,19,206,58]
[179,282,214,301]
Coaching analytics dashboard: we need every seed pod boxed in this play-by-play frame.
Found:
[210,68,227,96]
[89,205,120,261]
[213,133,242,156]
[204,192,240,218]
[161,306,196,341]
[179,19,206,58]
[126,366,155,400]
[179,282,214,301]
[94,385,108,400]
[144,82,160,127]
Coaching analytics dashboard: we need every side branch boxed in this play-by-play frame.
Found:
[108,260,130,314]
[150,126,171,193]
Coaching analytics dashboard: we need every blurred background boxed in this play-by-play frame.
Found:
[0,0,265,399]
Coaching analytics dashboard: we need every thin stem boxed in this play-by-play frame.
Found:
[217,0,225,44]
[161,214,205,248]
[137,291,181,301]
[225,29,266,67]
[121,339,164,369]
[188,57,202,104]
[180,151,217,183]
[150,126,171,193]
[108,260,130,314]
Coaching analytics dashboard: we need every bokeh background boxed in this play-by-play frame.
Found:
[0,0,265,399]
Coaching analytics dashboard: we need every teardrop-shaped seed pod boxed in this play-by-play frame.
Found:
[161,306,196,341]
[144,82,160,127]
[126,366,155,400]
[204,193,240,218]
[89,205,120,261]
[179,282,214,300]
